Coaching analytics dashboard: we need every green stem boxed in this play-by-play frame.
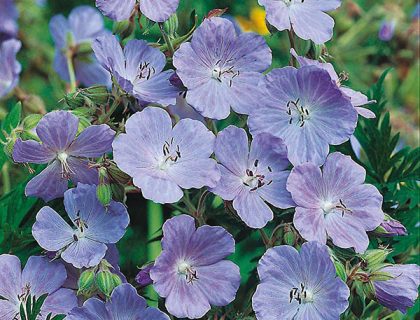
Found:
[158,23,175,56]
[146,201,163,307]
[1,163,11,194]
[258,229,270,248]
[66,51,77,92]
[99,98,120,124]
[287,29,297,67]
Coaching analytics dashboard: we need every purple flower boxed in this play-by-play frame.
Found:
[173,17,272,120]
[290,49,376,118]
[32,184,130,268]
[50,6,110,87]
[13,111,114,202]
[0,0,18,43]
[378,19,396,42]
[150,215,241,319]
[67,283,169,319]
[168,97,205,123]
[211,126,294,229]
[252,241,350,319]
[286,152,384,253]
[248,66,358,166]
[112,107,220,204]
[93,34,179,106]
[96,0,179,22]
[373,264,420,313]
[135,264,153,287]
[0,39,21,98]
[258,0,342,44]
[0,254,77,319]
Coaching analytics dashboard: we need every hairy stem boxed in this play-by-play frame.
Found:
[66,51,77,92]
[158,23,175,56]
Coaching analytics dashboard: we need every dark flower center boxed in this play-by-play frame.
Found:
[135,61,156,81]
[177,261,198,284]
[211,59,240,87]
[159,137,181,170]
[286,98,310,127]
[289,283,313,304]
[17,283,31,303]
[242,159,273,191]
[73,210,89,240]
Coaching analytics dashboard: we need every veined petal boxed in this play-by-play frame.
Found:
[0,254,21,303]
[67,124,115,157]
[61,238,107,268]
[12,139,55,164]
[233,189,273,229]
[140,0,180,22]
[96,0,136,21]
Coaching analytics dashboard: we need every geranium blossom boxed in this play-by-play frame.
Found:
[252,241,350,319]
[0,39,21,98]
[67,283,169,319]
[0,254,77,319]
[211,125,294,228]
[13,111,115,201]
[286,152,384,253]
[248,66,358,166]
[93,34,179,107]
[112,107,220,204]
[32,184,130,268]
[173,17,272,120]
[258,0,342,44]
[50,6,110,87]
[150,215,241,319]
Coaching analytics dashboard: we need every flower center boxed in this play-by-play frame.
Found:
[72,211,88,241]
[158,138,181,171]
[283,0,304,6]
[321,199,352,216]
[135,61,156,81]
[289,283,313,304]
[57,152,74,179]
[286,98,310,127]
[17,283,31,303]
[242,159,273,191]
[211,59,240,87]
[177,261,198,284]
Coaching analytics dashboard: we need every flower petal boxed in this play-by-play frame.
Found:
[257,171,295,208]
[0,254,21,303]
[96,0,136,21]
[32,206,74,252]
[67,157,99,185]
[12,139,55,164]
[36,111,79,152]
[67,124,115,157]
[68,6,105,43]
[22,256,67,297]
[167,159,220,189]
[233,189,273,229]
[41,288,78,318]
[140,0,180,22]
[210,164,244,201]
[92,33,125,76]
[25,160,69,202]
[61,238,107,268]
[134,172,183,204]
[293,207,327,244]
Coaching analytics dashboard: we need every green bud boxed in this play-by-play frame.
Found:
[111,273,122,287]
[362,249,391,271]
[78,270,96,292]
[107,164,131,184]
[113,20,135,40]
[77,42,93,55]
[65,91,88,109]
[369,270,395,282]
[97,168,112,206]
[83,86,110,105]
[283,230,295,246]
[163,14,179,38]
[3,131,18,158]
[22,114,42,130]
[96,270,116,297]
[333,259,347,282]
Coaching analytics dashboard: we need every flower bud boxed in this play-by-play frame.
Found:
[78,269,96,293]
[362,249,391,271]
[83,86,109,105]
[283,229,295,246]
[96,270,117,297]
[373,215,407,237]
[113,20,135,40]
[163,14,179,38]
[135,264,153,287]
[77,42,93,55]
[65,91,88,109]
[21,114,42,131]
[111,273,123,287]
[97,168,112,207]
[3,131,18,158]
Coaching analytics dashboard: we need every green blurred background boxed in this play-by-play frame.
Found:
[0,0,418,319]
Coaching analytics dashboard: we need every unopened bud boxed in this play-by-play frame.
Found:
[163,14,179,38]
[113,20,135,40]
[22,114,42,130]
[135,264,153,287]
[78,269,96,293]
[97,168,112,207]
[333,259,347,282]
[373,214,407,237]
[283,229,295,246]
[84,86,109,105]
[96,270,117,297]
[111,273,123,287]
[362,249,391,271]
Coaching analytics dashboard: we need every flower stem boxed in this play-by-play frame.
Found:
[287,29,297,67]
[158,23,175,56]
[146,201,163,307]
[258,229,270,248]
[66,51,77,92]
[1,163,11,194]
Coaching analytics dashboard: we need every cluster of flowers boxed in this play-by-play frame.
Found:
[1,0,419,319]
